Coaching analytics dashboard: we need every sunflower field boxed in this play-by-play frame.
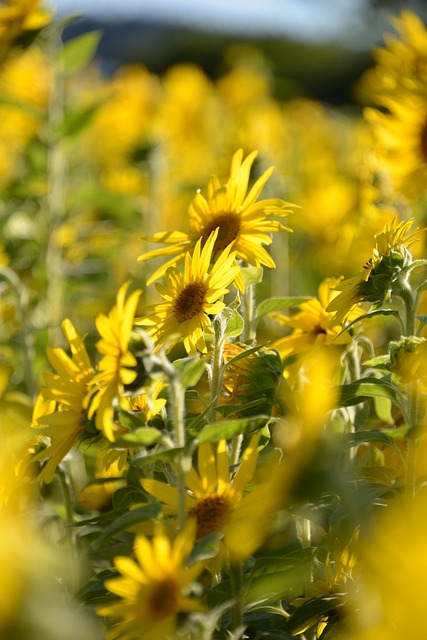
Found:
[3,2,427,639]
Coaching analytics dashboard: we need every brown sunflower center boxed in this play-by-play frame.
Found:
[147,578,179,619]
[202,213,241,252]
[173,282,207,323]
[420,119,427,162]
[188,495,231,538]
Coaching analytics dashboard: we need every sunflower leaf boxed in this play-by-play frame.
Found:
[173,356,207,388]
[57,31,102,73]
[92,503,161,549]
[256,297,311,322]
[114,427,163,448]
[223,309,244,340]
[197,416,268,443]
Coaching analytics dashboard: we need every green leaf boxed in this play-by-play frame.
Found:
[284,596,345,635]
[187,532,223,564]
[114,427,163,448]
[338,308,401,337]
[223,309,244,340]
[256,297,311,321]
[342,429,395,448]
[58,31,102,73]
[93,503,161,549]
[246,549,314,605]
[173,356,207,388]
[197,415,268,443]
[57,102,100,138]
[363,354,390,368]
[338,377,405,413]
[374,395,394,425]
[242,266,263,287]
[131,447,184,465]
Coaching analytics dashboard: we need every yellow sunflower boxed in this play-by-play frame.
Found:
[365,93,427,197]
[31,319,94,484]
[141,434,278,571]
[327,218,422,324]
[138,148,295,291]
[84,282,141,442]
[136,228,240,355]
[270,277,356,359]
[98,522,204,640]
[0,0,51,59]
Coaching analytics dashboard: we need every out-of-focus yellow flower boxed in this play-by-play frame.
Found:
[85,65,159,196]
[31,319,94,483]
[85,282,141,442]
[0,0,51,60]
[98,522,204,640]
[270,277,355,359]
[137,229,240,355]
[141,434,278,570]
[358,10,427,103]
[78,456,125,511]
[365,94,427,197]
[119,377,167,421]
[138,148,295,291]
[288,527,360,638]
[350,493,427,640]
[327,218,422,324]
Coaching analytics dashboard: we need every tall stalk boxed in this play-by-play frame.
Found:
[45,25,67,345]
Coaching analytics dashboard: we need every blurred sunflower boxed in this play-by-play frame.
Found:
[141,434,278,571]
[365,94,427,197]
[357,9,427,103]
[138,148,295,291]
[98,522,204,640]
[31,319,94,484]
[270,278,357,359]
[327,218,422,324]
[84,282,141,442]
[0,0,51,60]
[136,228,240,355]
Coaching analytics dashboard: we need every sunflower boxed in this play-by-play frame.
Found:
[84,282,141,442]
[98,522,204,640]
[31,319,94,484]
[0,0,51,60]
[136,228,240,355]
[270,277,356,359]
[141,434,278,571]
[365,94,427,197]
[357,10,427,103]
[138,148,295,291]
[327,218,422,324]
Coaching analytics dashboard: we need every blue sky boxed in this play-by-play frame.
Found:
[48,0,387,48]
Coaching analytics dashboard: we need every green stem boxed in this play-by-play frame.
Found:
[0,265,37,398]
[169,374,187,530]
[45,25,67,344]
[243,282,256,343]
[229,562,244,631]
[398,282,416,337]
[208,315,226,423]
[406,381,420,499]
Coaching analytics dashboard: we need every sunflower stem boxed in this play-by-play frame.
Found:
[397,279,416,337]
[243,282,256,342]
[45,22,67,345]
[169,372,187,530]
[208,315,226,422]
[0,265,37,398]
[229,562,244,631]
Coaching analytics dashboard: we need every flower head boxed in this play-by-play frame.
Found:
[0,0,51,61]
[98,523,204,640]
[141,434,277,570]
[271,278,356,359]
[31,319,94,483]
[138,148,295,291]
[84,282,141,442]
[137,228,240,355]
[327,218,422,324]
